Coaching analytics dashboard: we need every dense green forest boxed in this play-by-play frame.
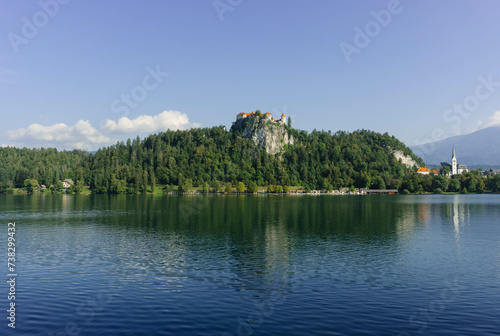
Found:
[1,126,499,194]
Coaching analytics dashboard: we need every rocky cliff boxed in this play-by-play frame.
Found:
[231,116,294,155]
[392,149,420,168]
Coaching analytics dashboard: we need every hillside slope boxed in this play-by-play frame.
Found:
[0,125,424,192]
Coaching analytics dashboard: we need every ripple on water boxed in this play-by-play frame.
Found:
[2,194,500,335]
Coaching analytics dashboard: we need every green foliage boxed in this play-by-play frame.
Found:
[236,182,245,193]
[203,182,210,194]
[178,177,192,193]
[440,166,451,176]
[448,178,461,192]
[1,126,494,195]
[149,167,156,192]
[283,185,290,193]
[0,147,90,189]
[24,179,40,193]
[433,175,449,192]
[162,185,174,193]
[372,176,386,190]
[142,170,148,193]
[0,181,8,194]
[56,181,64,192]
[248,181,258,193]
[212,180,221,193]
[108,177,126,194]
[225,182,233,194]
[486,174,500,192]
[69,180,85,194]
[397,170,493,194]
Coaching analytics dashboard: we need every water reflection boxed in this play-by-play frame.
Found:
[2,194,500,335]
[394,195,475,242]
[263,222,291,289]
[439,195,471,243]
[395,202,427,238]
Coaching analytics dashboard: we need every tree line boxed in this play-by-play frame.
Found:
[400,169,500,194]
[1,126,499,194]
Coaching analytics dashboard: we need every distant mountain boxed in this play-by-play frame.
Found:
[411,126,500,166]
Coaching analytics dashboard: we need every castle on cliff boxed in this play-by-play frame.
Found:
[232,110,292,155]
[236,111,286,125]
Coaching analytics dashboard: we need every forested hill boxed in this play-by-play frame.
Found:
[0,126,424,193]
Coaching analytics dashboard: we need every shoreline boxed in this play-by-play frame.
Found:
[1,190,497,197]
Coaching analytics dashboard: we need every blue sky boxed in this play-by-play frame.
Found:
[1,0,500,150]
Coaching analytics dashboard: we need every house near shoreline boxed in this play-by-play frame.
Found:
[416,167,439,175]
[62,179,74,189]
[440,146,468,176]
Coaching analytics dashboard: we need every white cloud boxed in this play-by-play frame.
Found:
[101,110,201,134]
[474,111,500,131]
[5,110,202,150]
[7,120,111,150]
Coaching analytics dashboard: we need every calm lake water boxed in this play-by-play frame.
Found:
[1,194,499,335]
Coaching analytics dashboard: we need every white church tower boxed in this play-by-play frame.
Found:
[451,146,458,175]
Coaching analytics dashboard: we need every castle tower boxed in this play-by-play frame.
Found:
[451,146,458,175]
[280,113,286,124]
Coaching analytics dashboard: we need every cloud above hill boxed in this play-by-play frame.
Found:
[6,110,201,150]
[101,110,201,134]
[7,120,111,150]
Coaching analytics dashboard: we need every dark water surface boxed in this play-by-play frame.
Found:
[1,194,499,335]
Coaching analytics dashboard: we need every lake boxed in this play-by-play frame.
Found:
[1,194,499,335]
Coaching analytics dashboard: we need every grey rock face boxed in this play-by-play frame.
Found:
[232,117,294,155]
[392,150,419,168]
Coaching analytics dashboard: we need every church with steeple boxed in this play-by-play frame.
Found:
[440,146,468,176]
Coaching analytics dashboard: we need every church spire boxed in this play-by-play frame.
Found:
[451,145,457,175]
